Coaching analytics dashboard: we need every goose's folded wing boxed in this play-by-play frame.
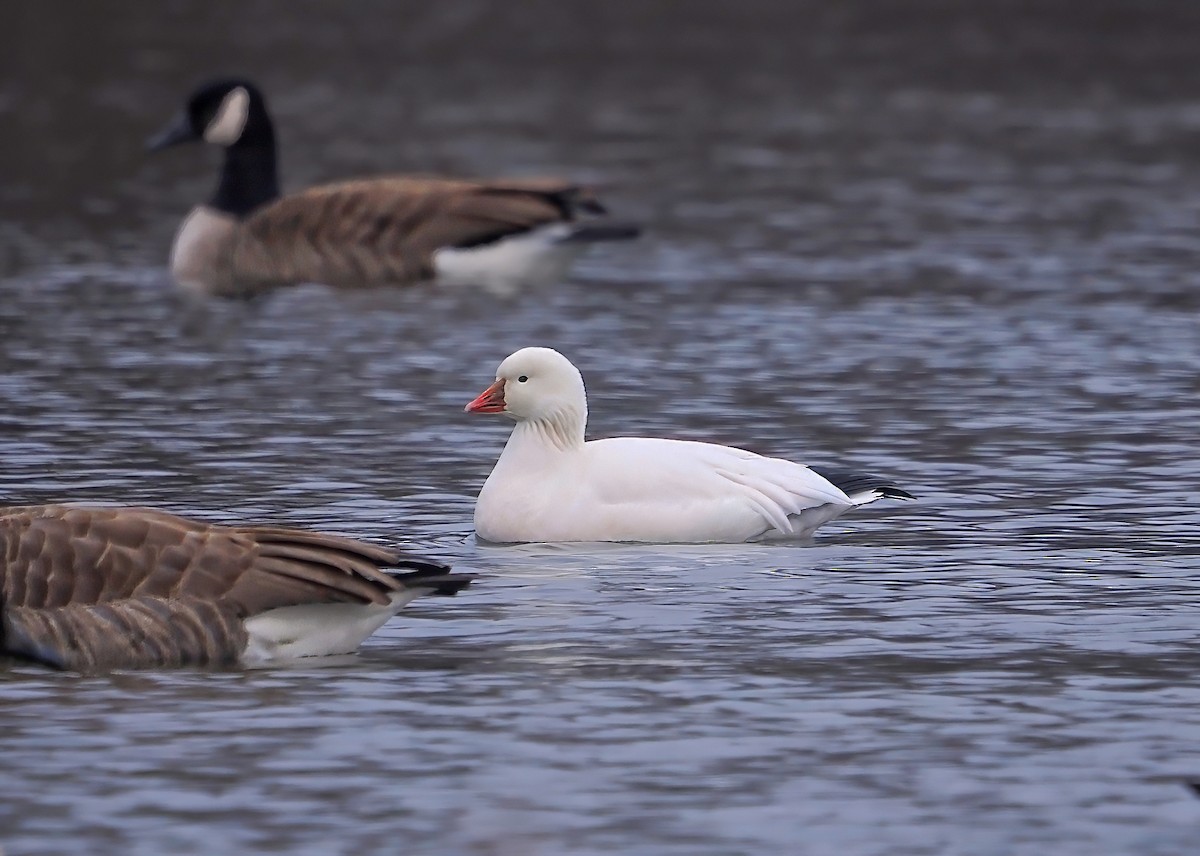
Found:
[0,505,251,609]
[233,177,601,286]
[586,439,853,536]
[0,505,415,607]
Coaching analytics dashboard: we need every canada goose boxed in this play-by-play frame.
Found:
[0,504,472,671]
[147,78,641,297]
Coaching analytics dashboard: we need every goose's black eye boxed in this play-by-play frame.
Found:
[517,375,529,383]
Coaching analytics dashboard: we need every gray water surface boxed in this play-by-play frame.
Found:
[3,2,1200,854]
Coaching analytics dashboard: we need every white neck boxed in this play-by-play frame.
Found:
[506,403,587,457]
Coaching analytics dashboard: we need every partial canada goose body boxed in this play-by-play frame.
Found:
[0,505,472,671]
[149,79,639,297]
[464,347,914,544]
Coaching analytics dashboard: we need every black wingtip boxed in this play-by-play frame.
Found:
[391,553,452,575]
[808,468,915,502]
[1185,780,1200,797]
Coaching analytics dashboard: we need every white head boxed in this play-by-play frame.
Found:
[465,347,588,431]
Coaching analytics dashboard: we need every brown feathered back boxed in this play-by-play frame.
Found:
[0,505,463,671]
[230,177,603,290]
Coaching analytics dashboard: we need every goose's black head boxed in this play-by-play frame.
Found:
[147,78,274,152]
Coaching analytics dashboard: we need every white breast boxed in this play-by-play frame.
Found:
[169,206,238,295]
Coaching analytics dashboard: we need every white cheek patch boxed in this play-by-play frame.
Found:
[203,86,250,145]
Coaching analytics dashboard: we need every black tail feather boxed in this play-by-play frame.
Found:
[808,467,915,501]
[561,222,642,243]
[388,566,475,597]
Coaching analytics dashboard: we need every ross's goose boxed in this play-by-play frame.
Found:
[148,79,639,297]
[465,347,914,544]
[0,504,471,671]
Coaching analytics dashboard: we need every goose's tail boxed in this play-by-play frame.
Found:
[560,221,642,243]
[387,562,475,597]
[809,468,916,506]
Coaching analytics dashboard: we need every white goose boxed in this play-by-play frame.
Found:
[464,347,914,544]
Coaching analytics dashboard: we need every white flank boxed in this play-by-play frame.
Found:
[433,223,583,294]
[240,590,422,666]
[204,86,250,145]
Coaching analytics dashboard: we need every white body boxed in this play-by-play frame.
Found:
[469,347,896,544]
[476,434,859,543]
[241,589,424,665]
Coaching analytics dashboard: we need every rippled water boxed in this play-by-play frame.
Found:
[4,2,1200,854]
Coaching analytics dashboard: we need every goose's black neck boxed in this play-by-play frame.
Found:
[210,134,280,218]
